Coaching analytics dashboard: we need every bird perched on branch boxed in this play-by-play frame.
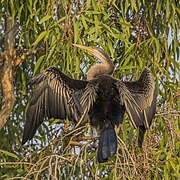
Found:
[22,44,157,163]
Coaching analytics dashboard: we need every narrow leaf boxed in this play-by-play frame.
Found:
[32,31,47,46]
[33,55,45,75]
[81,14,88,29]
[0,149,19,159]
[74,21,79,44]
[39,15,52,24]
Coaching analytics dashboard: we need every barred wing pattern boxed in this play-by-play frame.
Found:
[22,67,91,144]
[116,68,157,129]
[73,83,99,128]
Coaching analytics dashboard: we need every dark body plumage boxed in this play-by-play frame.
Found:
[22,45,157,163]
[88,75,125,162]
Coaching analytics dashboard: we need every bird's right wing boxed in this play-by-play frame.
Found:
[22,66,93,144]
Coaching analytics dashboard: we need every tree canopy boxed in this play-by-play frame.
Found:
[0,0,179,179]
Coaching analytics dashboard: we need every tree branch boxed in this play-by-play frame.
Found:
[13,47,45,66]
[0,14,15,129]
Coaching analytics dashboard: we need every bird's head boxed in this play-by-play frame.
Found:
[73,44,111,64]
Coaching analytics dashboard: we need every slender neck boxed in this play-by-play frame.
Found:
[87,57,114,80]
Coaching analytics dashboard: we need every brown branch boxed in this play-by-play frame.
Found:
[0,162,33,166]
[69,140,82,147]
[14,47,45,66]
[0,15,15,129]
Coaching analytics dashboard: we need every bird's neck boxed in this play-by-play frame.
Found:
[87,60,114,81]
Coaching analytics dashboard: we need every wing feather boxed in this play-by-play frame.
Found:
[116,68,157,129]
[22,66,88,144]
[73,82,98,129]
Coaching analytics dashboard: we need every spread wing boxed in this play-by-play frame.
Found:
[116,68,157,129]
[22,66,98,144]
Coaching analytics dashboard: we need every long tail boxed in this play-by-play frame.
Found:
[98,126,117,163]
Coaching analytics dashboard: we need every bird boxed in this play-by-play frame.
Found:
[22,44,157,163]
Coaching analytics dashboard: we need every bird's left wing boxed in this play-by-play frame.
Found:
[22,66,97,144]
[116,68,157,129]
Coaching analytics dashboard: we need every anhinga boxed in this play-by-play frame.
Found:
[22,44,157,163]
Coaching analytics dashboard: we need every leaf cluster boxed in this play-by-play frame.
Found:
[0,0,179,179]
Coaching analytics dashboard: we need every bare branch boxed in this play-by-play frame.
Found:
[0,14,16,129]
[14,47,45,66]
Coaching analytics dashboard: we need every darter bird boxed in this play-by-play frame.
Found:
[22,44,157,163]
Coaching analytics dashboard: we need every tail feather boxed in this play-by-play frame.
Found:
[98,128,117,163]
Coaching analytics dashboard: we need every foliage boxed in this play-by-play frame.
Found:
[0,0,179,179]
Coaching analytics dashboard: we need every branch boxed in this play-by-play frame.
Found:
[14,47,45,66]
[0,15,15,129]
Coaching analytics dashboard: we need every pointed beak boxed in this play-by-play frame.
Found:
[73,44,112,66]
[73,44,95,55]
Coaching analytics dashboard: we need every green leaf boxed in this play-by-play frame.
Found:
[86,0,91,9]
[101,23,113,34]
[169,160,180,178]
[124,43,136,56]
[75,56,80,75]
[18,4,24,23]
[130,0,137,11]
[33,55,45,75]
[112,1,120,11]
[46,44,56,61]
[125,0,129,14]
[137,56,143,68]
[166,0,170,21]
[32,31,47,46]
[118,65,137,70]
[10,0,15,24]
[107,39,113,58]
[164,163,170,179]
[50,119,61,126]
[119,20,132,28]
[74,21,79,44]
[0,149,19,159]
[92,0,97,12]
[85,11,102,15]
[39,15,52,24]
[53,16,66,26]
[81,14,88,29]
[156,0,161,14]
[29,0,32,8]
